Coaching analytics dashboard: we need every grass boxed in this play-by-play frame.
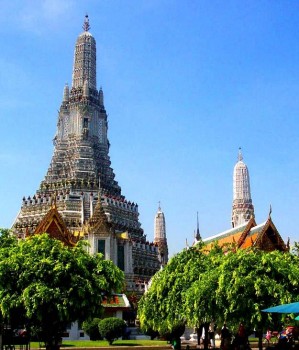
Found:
[29,337,260,348]
[30,340,168,348]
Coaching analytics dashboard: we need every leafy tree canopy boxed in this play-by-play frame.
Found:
[138,243,210,333]
[0,233,124,350]
[0,228,17,249]
[138,244,299,346]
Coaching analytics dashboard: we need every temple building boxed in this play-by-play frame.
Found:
[153,203,168,266]
[200,149,288,252]
[12,15,165,293]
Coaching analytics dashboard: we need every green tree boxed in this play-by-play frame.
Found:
[0,233,124,350]
[139,244,299,350]
[0,228,17,248]
[214,248,299,349]
[98,317,126,345]
[184,245,224,349]
[138,244,211,345]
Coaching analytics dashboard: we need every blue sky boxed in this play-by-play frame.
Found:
[0,0,299,257]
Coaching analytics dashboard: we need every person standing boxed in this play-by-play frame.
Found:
[236,323,247,349]
[264,329,272,345]
[208,321,215,349]
[221,323,231,350]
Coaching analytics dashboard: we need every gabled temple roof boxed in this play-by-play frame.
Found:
[250,216,288,251]
[202,215,288,252]
[86,196,111,236]
[33,203,78,246]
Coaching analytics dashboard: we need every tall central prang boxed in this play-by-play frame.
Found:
[13,16,165,293]
[43,15,120,202]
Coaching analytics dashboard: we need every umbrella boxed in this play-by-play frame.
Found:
[262,302,299,314]
[295,316,299,321]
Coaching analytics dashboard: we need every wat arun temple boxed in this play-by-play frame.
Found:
[12,16,168,293]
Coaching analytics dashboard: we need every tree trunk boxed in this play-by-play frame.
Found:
[196,327,201,346]
[254,328,263,350]
[204,323,209,350]
[258,333,263,350]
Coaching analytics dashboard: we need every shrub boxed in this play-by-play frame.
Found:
[159,321,185,342]
[98,317,126,345]
[82,318,102,340]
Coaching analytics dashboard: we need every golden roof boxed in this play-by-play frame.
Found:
[33,203,79,246]
[202,216,287,252]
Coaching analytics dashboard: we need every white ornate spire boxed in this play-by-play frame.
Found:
[72,15,96,90]
[154,203,168,265]
[231,148,255,227]
[154,202,166,240]
[45,15,121,195]
[63,83,69,102]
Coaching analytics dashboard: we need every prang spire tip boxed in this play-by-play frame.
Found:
[83,14,90,32]
[238,147,243,162]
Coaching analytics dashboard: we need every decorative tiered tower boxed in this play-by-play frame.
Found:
[153,203,168,265]
[13,16,161,293]
[231,148,255,228]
